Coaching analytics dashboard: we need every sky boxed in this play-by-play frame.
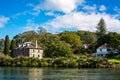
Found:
[0,0,120,39]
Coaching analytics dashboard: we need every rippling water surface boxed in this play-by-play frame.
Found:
[0,67,120,80]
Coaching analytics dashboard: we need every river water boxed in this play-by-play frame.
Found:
[0,67,120,80]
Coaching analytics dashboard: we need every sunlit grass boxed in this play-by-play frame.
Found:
[108,59,120,63]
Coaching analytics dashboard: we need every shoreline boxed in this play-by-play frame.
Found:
[0,56,120,69]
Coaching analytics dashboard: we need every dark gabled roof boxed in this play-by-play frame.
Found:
[16,41,43,49]
[97,44,107,49]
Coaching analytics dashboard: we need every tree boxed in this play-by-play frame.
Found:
[60,32,82,48]
[45,41,73,57]
[37,27,47,34]
[4,35,10,55]
[22,30,37,42]
[96,18,107,47]
[96,18,107,38]
[13,34,24,45]
[77,30,97,44]
[60,31,82,54]
[0,39,4,50]
[10,39,17,56]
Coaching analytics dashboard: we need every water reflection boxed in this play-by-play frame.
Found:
[0,67,43,80]
[0,67,120,80]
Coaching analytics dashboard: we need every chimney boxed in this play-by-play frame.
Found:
[35,40,38,48]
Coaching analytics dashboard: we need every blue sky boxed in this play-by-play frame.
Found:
[0,0,120,39]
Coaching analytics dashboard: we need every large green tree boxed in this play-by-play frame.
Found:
[96,18,107,46]
[13,30,37,45]
[45,41,73,57]
[10,39,17,56]
[60,31,82,54]
[77,30,97,44]
[4,35,10,55]
[96,18,107,37]
[39,32,73,57]
[13,34,24,45]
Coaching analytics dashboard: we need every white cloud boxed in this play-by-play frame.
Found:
[24,19,40,32]
[99,5,106,11]
[41,12,120,33]
[33,0,84,14]
[45,12,55,16]
[82,4,97,11]
[0,16,9,28]
[24,26,33,31]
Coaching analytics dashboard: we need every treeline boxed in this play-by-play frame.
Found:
[0,18,120,58]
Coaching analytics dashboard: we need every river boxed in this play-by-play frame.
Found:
[0,67,120,80]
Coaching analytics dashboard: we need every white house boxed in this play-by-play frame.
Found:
[93,44,109,58]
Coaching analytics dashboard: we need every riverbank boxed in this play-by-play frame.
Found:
[0,56,120,68]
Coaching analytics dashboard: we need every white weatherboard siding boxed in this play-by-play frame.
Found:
[96,48,108,54]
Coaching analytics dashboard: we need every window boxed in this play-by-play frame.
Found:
[100,48,102,51]
[38,50,40,52]
[33,54,35,57]
[33,49,35,52]
[38,55,40,57]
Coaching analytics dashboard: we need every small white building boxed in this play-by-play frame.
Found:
[13,40,43,59]
[93,44,109,58]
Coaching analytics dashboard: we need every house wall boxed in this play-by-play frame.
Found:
[13,48,29,57]
[29,49,43,59]
[13,48,43,59]
[96,48,108,54]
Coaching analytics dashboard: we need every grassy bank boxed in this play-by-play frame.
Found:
[108,59,120,64]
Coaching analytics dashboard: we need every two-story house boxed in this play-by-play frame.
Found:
[13,40,43,59]
[93,44,109,58]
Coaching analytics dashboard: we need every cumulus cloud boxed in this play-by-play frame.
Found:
[99,5,106,11]
[41,12,120,33]
[24,19,40,32]
[82,4,97,11]
[24,0,120,33]
[33,0,84,14]
[0,16,9,28]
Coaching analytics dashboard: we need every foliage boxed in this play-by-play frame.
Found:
[96,18,107,47]
[13,34,24,45]
[10,39,17,56]
[60,31,82,48]
[4,35,10,56]
[37,27,47,34]
[0,51,5,59]
[22,30,37,42]
[0,55,112,68]
[0,39,4,50]
[60,31,82,54]
[96,18,107,37]
[45,40,73,57]
[77,31,97,44]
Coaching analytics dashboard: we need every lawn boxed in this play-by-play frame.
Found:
[108,59,120,64]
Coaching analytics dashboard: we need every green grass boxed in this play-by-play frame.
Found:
[108,59,120,63]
